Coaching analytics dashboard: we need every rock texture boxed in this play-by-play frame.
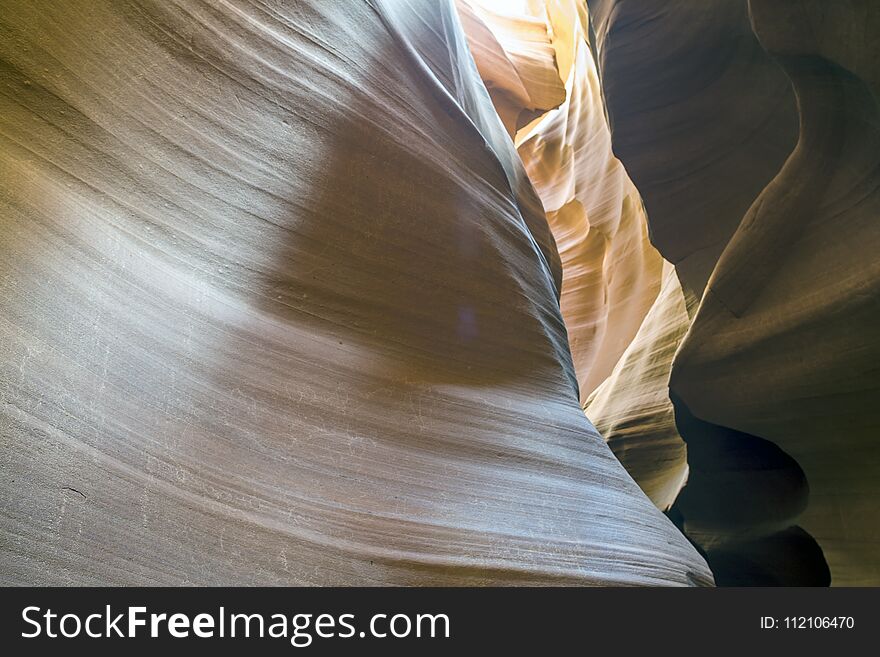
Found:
[461,0,690,519]
[4,0,875,589]
[585,265,690,511]
[590,0,799,297]
[0,0,711,585]
[461,0,666,402]
[455,0,566,138]
[591,0,880,585]
[467,0,880,586]
[673,0,880,587]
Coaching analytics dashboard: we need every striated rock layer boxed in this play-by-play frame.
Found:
[460,1,689,518]
[461,0,666,404]
[466,0,880,586]
[0,0,711,585]
[455,0,566,138]
[586,265,690,512]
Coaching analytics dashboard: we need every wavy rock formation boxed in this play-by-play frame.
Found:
[0,0,711,585]
[467,0,880,586]
[589,0,799,297]
[585,265,690,511]
[590,0,880,585]
[460,0,687,519]
[461,0,666,402]
[455,0,566,138]
[672,0,880,587]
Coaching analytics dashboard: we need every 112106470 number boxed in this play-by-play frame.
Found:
[784,617,854,629]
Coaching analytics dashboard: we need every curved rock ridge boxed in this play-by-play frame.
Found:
[468,0,880,586]
[460,0,686,520]
[455,0,567,137]
[0,0,711,585]
[668,395,832,586]
[585,264,689,512]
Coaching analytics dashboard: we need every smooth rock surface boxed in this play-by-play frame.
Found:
[590,0,880,585]
[589,0,799,296]
[672,0,880,586]
[0,0,711,585]
[586,264,689,511]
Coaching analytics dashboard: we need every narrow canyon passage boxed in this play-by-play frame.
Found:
[1,0,877,587]
[460,0,879,586]
[0,0,707,586]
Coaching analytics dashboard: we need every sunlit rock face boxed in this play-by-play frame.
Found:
[460,0,666,403]
[455,0,566,137]
[585,265,690,512]
[460,0,686,516]
[0,0,712,585]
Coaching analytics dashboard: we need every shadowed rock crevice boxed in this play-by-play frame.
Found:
[668,394,830,586]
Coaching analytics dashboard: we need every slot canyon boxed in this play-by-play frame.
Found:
[1,0,877,586]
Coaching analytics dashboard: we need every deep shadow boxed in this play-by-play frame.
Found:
[669,392,831,586]
[707,526,831,587]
